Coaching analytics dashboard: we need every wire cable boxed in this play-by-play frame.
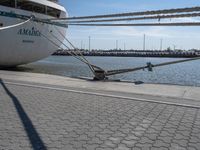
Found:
[0,17,32,31]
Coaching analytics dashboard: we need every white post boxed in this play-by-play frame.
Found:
[89,36,91,51]
[160,39,163,50]
[143,34,146,51]
[116,40,118,50]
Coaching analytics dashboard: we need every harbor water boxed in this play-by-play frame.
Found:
[18,56,200,87]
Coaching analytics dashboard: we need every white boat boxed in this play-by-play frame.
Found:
[0,0,67,67]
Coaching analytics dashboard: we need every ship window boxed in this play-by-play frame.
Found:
[17,0,45,14]
[32,3,45,14]
[47,6,61,18]
[0,0,15,8]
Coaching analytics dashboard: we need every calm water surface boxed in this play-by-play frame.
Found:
[19,56,200,87]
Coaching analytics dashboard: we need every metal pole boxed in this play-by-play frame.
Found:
[143,34,146,51]
[89,36,91,51]
[116,40,118,50]
[173,44,176,50]
[160,39,163,50]
[81,40,83,50]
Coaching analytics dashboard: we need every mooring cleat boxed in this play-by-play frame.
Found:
[93,70,107,80]
[147,62,154,72]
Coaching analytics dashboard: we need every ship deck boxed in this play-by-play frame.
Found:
[0,70,200,150]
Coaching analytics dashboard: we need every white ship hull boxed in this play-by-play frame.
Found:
[0,3,67,67]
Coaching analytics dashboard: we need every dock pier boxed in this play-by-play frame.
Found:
[0,70,200,150]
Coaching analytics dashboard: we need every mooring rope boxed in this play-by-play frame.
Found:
[49,6,200,21]
[53,26,105,72]
[49,27,96,73]
[53,26,95,68]
[0,17,32,31]
[105,57,200,76]
[31,19,98,74]
[66,12,200,23]
[30,13,200,80]
[68,22,200,27]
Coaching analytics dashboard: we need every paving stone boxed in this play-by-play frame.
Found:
[157,136,172,144]
[109,137,122,144]
[172,139,189,147]
[152,147,168,150]
[125,134,140,141]
[153,140,170,148]
[0,82,200,150]
[114,144,130,150]
[104,140,116,148]
[187,147,198,150]
[121,140,137,148]
[135,143,152,150]
[170,143,188,150]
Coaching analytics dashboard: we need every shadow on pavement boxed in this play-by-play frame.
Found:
[0,79,47,150]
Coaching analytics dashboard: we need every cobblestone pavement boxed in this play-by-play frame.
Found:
[0,81,200,150]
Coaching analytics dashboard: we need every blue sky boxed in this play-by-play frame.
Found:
[60,0,200,50]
